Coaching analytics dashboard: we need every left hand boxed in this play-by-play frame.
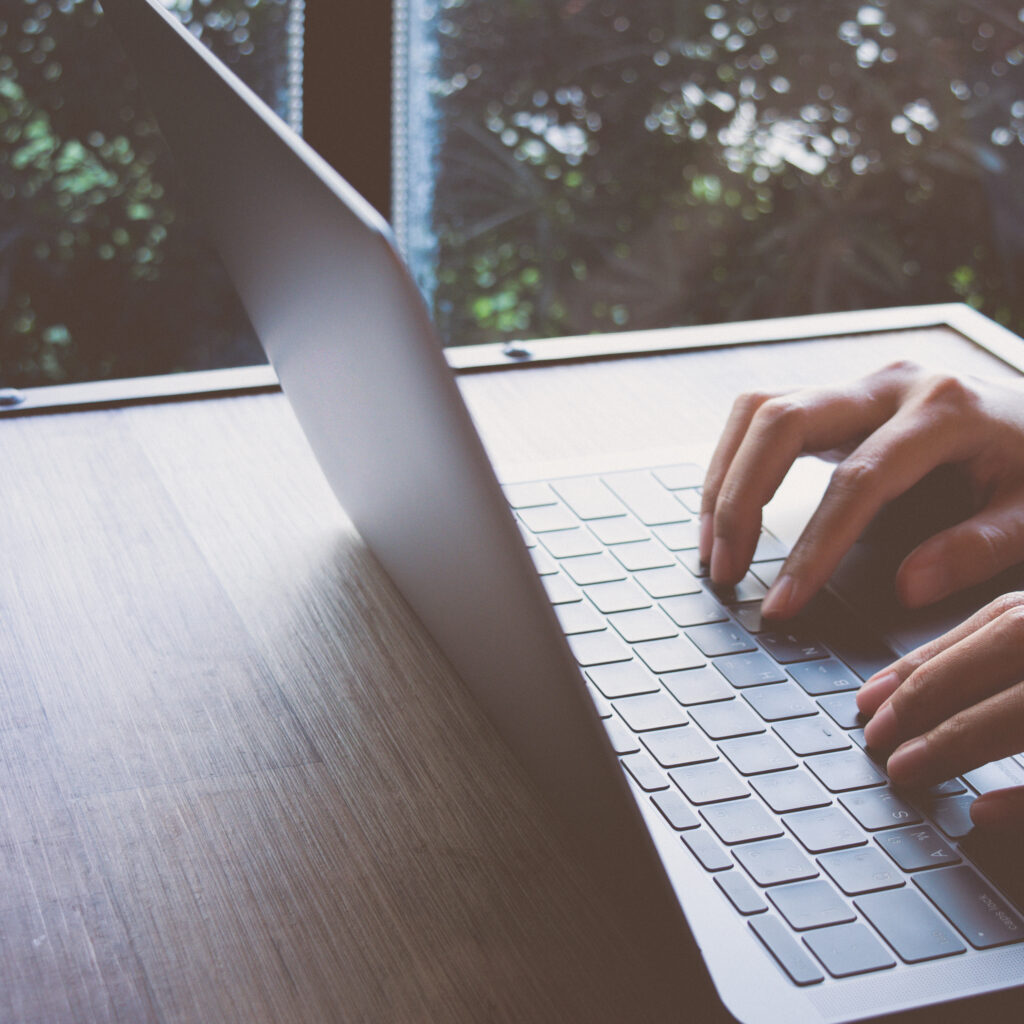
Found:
[857,591,1024,830]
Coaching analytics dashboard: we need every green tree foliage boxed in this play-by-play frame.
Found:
[1,0,297,386]
[420,0,1024,345]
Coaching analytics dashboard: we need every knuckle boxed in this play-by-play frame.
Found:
[829,454,883,499]
[987,590,1024,620]
[752,395,807,434]
[993,602,1024,641]
[733,390,773,418]
[876,358,923,382]
[915,372,977,414]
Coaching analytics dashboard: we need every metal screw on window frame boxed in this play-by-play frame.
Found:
[0,388,27,408]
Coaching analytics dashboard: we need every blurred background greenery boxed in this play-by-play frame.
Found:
[0,0,298,387]
[2,0,1023,389]
[405,0,1024,346]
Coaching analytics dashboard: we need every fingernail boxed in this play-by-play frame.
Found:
[856,669,899,715]
[900,560,951,608]
[761,573,797,619]
[862,701,898,750]
[886,736,929,786]
[970,793,1024,831]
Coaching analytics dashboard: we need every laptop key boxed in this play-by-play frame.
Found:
[750,559,785,588]
[774,716,851,756]
[634,636,706,673]
[676,549,710,578]
[503,481,555,508]
[690,699,765,740]
[517,503,578,533]
[713,651,788,688]
[750,768,830,813]
[584,579,651,614]
[551,476,626,520]
[611,539,676,572]
[701,798,783,845]
[806,750,885,792]
[653,463,703,490]
[759,630,829,664]
[562,553,627,586]
[540,528,604,559]
[661,666,733,706]
[660,592,728,627]
[613,691,687,732]
[818,847,905,895]
[744,682,816,721]
[602,717,641,755]
[926,793,976,840]
[644,725,718,767]
[650,789,700,831]
[769,879,856,930]
[554,602,606,635]
[587,515,649,546]
[734,836,818,886]
[634,565,702,598]
[784,806,866,853]
[839,788,922,831]
[681,828,733,871]
[914,866,1024,948]
[789,659,861,696]
[567,631,632,666]
[713,573,768,605]
[653,520,700,551]
[719,733,798,775]
[607,607,679,643]
[603,471,689,525]
[686,622,757,658]
[529,548,559,576]
[856,889,965,962]
[585,660,660,699]
[716,869,768,915]
[876,825,959,871]
[541,572,582,605]
[749,916,824,986]
[817,691,865,730]
[670,761,749,804]
[620,752,670,792]
[803,922,896,977]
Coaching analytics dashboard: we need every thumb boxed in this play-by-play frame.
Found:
[895,500,1024,608]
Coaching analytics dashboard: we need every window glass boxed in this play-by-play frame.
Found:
[395,1,1024,348]
[0,0,303,388]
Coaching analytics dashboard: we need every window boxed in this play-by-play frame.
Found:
[393,1,1024,349]
[0,0,304,389]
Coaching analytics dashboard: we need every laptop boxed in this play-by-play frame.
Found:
[101,2,1024,1020]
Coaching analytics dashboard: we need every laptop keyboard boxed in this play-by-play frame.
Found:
[505,465,1024,987]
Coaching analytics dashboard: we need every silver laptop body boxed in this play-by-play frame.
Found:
[100,2,1024,1020]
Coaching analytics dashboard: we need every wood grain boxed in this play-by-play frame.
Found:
[1,323,1021,1022]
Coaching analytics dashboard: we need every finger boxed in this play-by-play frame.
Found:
[885,681,1024,789]
[857,592,1024,717]
[761,397,966,617]
[707,380,902,586]
[701,390,779,562]
[896,497,1024,608]
[863,598,1024,752]
[970,786,1024,832]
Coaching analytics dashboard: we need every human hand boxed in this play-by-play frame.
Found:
[700,360,1024,619]
[857,593,1024,830]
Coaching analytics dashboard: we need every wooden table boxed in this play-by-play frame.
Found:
[2,307,1022,1022]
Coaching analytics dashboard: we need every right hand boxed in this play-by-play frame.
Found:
[699,360,1024,619]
